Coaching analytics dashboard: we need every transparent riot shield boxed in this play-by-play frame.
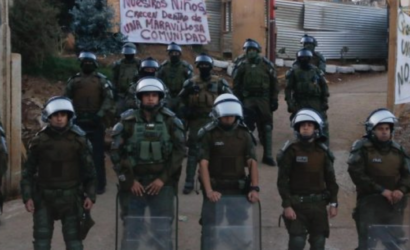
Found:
[115,187,178,250]
[356,194,410,250]
[201,195,261,250]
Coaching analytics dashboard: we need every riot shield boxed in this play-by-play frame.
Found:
[115,187,178,250]
[201,195,261,250]
[356,194,410,250]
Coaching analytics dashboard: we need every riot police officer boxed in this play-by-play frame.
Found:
[233,39,279,166]
[300,34,326,73]
[21,96,96,250]
[110,77,185,249]
[157,42,193,112]
[285,48,330,145]
[65,52,115,194]
[112,43,141,114]
[277,109,339,250]
[198,93,260,250]
[348,109,410,250]
[0,120,7,215]
[178,53,232,194]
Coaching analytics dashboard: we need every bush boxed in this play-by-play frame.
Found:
[10,0,62,67]
[70,0,125,55]
[24,56,113,82]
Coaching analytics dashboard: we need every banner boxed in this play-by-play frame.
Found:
[120,0,211,45]
[396,8,410,104]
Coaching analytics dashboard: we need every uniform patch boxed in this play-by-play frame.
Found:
[214,141,224,146]
[296,156,308,163]
[372,158,382,163]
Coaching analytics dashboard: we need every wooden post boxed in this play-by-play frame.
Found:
[387,0,398,112]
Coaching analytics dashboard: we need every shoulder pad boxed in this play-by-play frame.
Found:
[391,141,406,153]
[111,122,124,136]
[238,122,257,145]
[318,143,335,161]
[120,109,137,120]
[280,140,294,153]
[96,72,108,79]
[350,138,367,152]
[314,51,326,62]
[0,125,5,137]
[219,78,230,87]
[67,73,81,82]
[182,60,194,70]
[198,121,218,139]
[28,134,42,149]
[183,79,194,88]
[262,57,274,68]
[160,107,176,117]
[285,69,293,79]
[172,117,185,131]
[161,60,169,66]
[70,125,86,136]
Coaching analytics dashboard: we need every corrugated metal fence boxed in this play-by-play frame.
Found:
[205,0,222,52]
[276,0,388,60]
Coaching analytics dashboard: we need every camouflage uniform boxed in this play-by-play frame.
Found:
[285,63,330,143]
[112,58,141,114]
[0,121,8,215]
[157,59,193,112]
[277,140,338,250]
[21,125,96,250]
[110,105,185,249]
[348,137,410,250]
[65,71,115,193]
[233,55,279,165]
[178,75,231,192]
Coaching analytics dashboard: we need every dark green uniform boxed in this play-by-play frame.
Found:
[65,71,115,193]
[112,58,141,114]
[21,125,96,250]
[311,51,326,74]
[157,60,193,112]
[178,75,231,184]
[285,63,330,143]
[198,121,257,249]
[347,137,410,250]
[277,140,338,250]
[0,122,8,214]
[233,55,279,162]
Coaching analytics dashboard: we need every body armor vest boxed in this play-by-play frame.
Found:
[161,62,186,95]
[188,75,220,115]
[71,74,103,113]
[36,130,81,189]
[289,142,326,194]
[365,145,402,190]
[293,67,322,98]
[208,128,247,180]
[118,61,139,94]
[125,112,173,176]
[243,59,270,93]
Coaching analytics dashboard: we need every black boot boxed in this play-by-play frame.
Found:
[183,179,194,194]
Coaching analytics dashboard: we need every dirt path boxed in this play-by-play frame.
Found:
[0,73,388,250]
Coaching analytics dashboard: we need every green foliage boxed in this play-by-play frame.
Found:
[70,0,126,54]
[10,0,62,67]
[24,56,113,82]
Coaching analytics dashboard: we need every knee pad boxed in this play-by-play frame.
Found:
[34,228,53,240]
[289,234,307,250]
[33,240,51,250]
[65,240,83,250]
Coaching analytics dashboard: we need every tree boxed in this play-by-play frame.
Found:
[9,0,62,67]
[70,0,125,54]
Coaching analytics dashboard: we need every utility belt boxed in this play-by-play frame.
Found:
[136,174,159,186]
[210,177,249,192]
[291,192,329,204]
[37,185,81,197]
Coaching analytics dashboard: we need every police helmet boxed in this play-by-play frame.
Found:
[242,39,261,52]
[167,42,182,53]
[122,42,137,55]
[365,108,397,135]
[195,53,213,68]
[211,94,243,119]
[41,96,76,123]
[291,109,324,138]
[300,34,318,47]
[135,77,166,101]
[141,57,160,70]
[78,52,98,67]
[297,48,313,59]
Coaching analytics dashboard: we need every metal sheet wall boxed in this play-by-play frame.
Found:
[205,0,222,52]
[276,0,388,59]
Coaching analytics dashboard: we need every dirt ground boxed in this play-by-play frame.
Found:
[1,71,397,250]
